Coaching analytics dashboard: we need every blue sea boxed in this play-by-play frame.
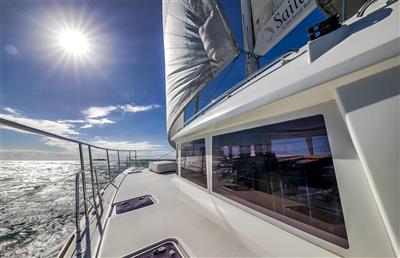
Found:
[0,160,130,257]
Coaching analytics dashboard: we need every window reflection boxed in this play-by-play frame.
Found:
[212,115,348,248]
[181,139,207,188]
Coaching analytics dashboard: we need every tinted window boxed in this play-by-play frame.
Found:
[181,139,207,188]
[212,115,348,248]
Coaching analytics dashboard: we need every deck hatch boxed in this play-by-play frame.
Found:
[123,240,185,258]
[135,242,182,258]
[115,195,154,214]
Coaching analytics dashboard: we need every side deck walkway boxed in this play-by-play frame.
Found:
[98,170,336,257]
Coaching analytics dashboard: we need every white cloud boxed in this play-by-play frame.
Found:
[1,137,173,160]
[42,137,78,152]
[1,105,171,160]
[78,104,161,128]
[57,119,86,123]
[0,149,78,160]
[0,144,175,161]
[121,104,161,113]
[4,44,18,55]
[89,138,163,151]
[80,124,93,129]
[89,138,175,159]
[86,118,114,125]
[0,113,78,136]
[82,104,161,118]
[82,105,118,119]
[58,115,115,129]
[4,107,21,115]
[1,115,173,159]
[79,118,115,129]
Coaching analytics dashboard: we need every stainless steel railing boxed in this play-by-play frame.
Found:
[0,117,137,257]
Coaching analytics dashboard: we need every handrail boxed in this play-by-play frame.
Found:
[183,49,301,127]
[0,117,138,257]
[0,117,134,152]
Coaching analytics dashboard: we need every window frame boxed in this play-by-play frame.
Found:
[208,113,349,249]
[178,138,208,190]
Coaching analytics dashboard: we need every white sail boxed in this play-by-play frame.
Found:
[241,0,284,75]
[252,0,317,56]
[250,0,284,39]
[163,0,239,142]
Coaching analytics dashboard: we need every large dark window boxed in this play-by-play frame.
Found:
[181,139,207,188]
[212,115,348,248]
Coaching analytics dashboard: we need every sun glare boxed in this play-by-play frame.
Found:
[58,29,89,56]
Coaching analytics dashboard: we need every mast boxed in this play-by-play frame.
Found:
[240,0,258,76]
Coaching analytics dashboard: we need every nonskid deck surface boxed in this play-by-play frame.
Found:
[98,170,336,257]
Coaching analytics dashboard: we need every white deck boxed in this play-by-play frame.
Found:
[98,170,336,257]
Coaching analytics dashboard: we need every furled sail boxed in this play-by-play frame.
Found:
[163,0,239,143]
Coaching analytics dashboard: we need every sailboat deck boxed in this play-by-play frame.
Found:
[97,170,336,257]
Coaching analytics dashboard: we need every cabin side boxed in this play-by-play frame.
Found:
[171,1,400,257]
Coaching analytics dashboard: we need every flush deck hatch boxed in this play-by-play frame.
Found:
[122,240,185,258]
[115,195,154,214]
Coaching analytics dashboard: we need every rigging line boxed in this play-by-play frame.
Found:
[1,171,79,205]
[204,55,238,105]
[255,50,275,60]
[258,48,299,64]
[239,48,277,64]
[239,48,260,58]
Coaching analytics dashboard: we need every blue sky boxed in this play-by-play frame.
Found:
[0,0,325,160]
[185,3,325,118]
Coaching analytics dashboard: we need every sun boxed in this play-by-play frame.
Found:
[57,29,89,56]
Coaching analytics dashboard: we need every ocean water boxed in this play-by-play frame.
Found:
[0,160,123,258]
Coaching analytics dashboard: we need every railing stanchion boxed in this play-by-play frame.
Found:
[94,167,102,206]
[117,150,121,173]
[88,146,98,211]
[79,144,89,219]
[128,151,131,168]
[74,169,81,254]
[106,149,112,180]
